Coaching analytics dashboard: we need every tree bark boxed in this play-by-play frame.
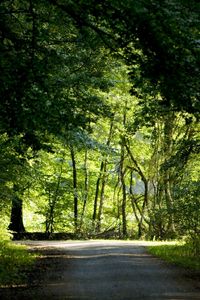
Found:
[8,185,25,233]
[96,161,107,232]
[163,115,175,235]
[92,161,104,225]
[79,150,89,231]
[70,145,78,232]
[120,137,127,238]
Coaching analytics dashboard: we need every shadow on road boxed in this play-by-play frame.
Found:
[0,241,199,300]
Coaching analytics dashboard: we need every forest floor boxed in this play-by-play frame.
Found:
[0,240,200,300]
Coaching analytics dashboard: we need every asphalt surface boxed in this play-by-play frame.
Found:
[0,240,200,300]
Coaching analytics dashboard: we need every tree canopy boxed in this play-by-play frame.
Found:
[0,0,199,251]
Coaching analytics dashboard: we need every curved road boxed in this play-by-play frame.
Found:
[1,240,199,299]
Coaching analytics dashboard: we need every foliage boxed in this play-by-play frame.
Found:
[172,160,200,254]
[0,0,112,142]
[51,0,200,114]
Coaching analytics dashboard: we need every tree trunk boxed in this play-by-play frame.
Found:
[120,137,127,238]
[164,174,175,234]
[79,150,89,231]
[125,141,149,238]
[92,161,104,226]
[8,185,25,233]
[129,171,140,233]
[96,161,107,232]
[163,115,175,236]
[70,145,78,232]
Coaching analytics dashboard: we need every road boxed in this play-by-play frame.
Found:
[0,240,199,299]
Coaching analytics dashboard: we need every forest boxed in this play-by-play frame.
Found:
[0,0,199,253]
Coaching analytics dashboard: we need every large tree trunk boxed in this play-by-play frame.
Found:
[8,185,25,233]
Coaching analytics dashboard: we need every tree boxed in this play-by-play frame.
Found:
[0,0,115,232]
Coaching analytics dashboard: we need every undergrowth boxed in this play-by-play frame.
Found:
[148,241,200,271]
[0,232,37,286]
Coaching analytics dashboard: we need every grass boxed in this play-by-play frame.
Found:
[0,239,37,286]
[148,241,200,271]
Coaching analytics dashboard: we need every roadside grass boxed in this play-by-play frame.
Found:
[147,241,200,271]
[0,238,37,286]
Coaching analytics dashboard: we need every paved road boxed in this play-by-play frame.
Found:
[1,240,199,299]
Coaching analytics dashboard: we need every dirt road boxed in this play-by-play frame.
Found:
[0,240,199,299]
